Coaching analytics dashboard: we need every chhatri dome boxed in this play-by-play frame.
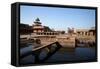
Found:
[34,18,42,25]
[35,18,40,22]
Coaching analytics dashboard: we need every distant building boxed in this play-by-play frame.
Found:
[75,27,95,36]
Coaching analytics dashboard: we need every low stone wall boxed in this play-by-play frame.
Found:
[20,34,95,48]
[39,37,76,48]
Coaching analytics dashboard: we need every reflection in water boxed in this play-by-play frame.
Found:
[20,44,96,65]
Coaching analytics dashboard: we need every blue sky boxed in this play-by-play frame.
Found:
[20,5,95,31]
